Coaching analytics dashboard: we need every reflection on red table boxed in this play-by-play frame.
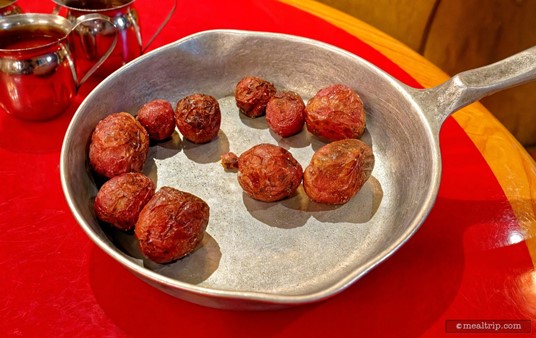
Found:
[1,0,534,337]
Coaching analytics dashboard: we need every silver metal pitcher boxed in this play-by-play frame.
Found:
[52,0,176,75]
[0,13,117,121]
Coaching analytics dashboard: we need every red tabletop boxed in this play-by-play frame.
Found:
[2,0,535,337]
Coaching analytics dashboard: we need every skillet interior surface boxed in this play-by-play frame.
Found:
[61,30,441,308]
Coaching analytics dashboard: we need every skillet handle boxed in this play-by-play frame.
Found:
[412,46,536,131]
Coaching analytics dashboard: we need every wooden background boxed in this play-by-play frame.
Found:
[316,0,536,151]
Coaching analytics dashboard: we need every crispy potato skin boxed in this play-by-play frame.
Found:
[89,112,150,178]
[266,91,305,137]
[238,143,303,202]
[221,152,239,171]
[303,139,374,205]
[305,84,366,141]
[136,99,175,141]
[234,76,276,118]
[135,187,210,264]
[94,173,155,231]
[175,94,221,144]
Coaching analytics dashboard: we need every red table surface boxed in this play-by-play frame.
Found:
[1,0,534,337]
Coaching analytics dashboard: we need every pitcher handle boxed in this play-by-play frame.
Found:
[52,4,61,15]
[139,0,176,53]
[71,13,118,86]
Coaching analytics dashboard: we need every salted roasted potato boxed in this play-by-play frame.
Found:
[136,99,175,141]
[305,84,366,141]
[237,143,303,202]
[89,112,149,178]
[234,76,276,118]
[94,173,155,231]
[135,187,210,264]
[303,139,374,205]
[175,94,221,143]
[266,91,305,137]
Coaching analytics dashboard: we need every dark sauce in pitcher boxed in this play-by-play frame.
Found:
[64,0,127,10]
[0,26,65,50]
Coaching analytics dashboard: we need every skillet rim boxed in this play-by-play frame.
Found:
[60,29,442,308]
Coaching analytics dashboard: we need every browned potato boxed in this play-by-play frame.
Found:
[234,76,276,118]
[136,99,175,141]
[303,139,374,205]
[89,112,150,178]
[266,91,305,137]
[175,94,221,144]
[221,151,239,171]
[94,173,155,231]
[237,143,303,202]
[135,187,210,264]
[305,84,366,141]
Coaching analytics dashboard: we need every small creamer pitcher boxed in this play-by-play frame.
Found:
[0,13,117,121]
[52,0,176,75]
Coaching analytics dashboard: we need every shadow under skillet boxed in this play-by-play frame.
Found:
[88,245,306,338]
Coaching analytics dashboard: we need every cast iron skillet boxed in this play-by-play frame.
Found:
[60,30,536,310]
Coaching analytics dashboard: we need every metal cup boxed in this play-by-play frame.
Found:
[0,13,117,121]
[52,0,176,75]
[0,0,21,16]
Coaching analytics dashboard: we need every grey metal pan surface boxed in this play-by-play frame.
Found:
[60,29,536,310]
